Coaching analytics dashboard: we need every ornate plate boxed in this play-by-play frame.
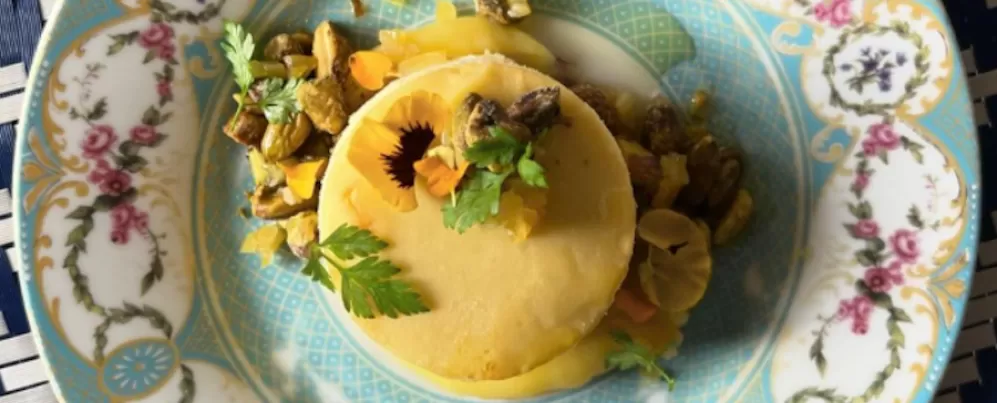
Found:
[12,0,979,402]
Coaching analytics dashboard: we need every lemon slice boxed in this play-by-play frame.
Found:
[636,209,712,311]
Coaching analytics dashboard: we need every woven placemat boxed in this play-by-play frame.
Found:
[0,0,993,402]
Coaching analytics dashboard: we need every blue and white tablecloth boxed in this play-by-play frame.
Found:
[0,0,994,402]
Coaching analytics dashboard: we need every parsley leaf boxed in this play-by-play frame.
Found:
[516,143,548,188]
[301,254,335,291]
[221,20,256,129]
[222,21,254,91]
[256,78,303,123]
[321,223,388,260]
[463,127,523,168]
[605,330,676,391]
[304,225,429,319]
[342,257,428,318]
[442,169,511,233]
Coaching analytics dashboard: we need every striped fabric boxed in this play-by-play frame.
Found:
[0,0,994,402]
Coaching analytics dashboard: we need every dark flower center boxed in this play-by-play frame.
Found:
[382,122,436,189]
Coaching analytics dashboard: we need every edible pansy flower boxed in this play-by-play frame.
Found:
[347,90,451,211]
[413,151,470,198]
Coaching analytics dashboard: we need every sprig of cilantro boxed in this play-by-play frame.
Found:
[256,78,303,124]
[442,169,511,233]
[605,330,676,390]
[442,127,548,233]
[463,127,522,167]
[221,21,255,130]
[302,224,429,319]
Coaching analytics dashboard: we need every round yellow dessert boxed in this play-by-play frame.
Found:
[410,308,683,399]
[317,55,636,381]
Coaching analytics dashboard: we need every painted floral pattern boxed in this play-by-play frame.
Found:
[789,121,935,402]
[795,0,856,28]
[49,1,227,399]
[840,48,908,93]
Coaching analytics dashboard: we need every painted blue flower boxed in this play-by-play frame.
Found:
[100,340,178,398]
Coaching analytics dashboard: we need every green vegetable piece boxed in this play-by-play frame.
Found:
[249,61,288,79]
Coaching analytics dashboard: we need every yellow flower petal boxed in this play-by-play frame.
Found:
[349,51,395,91]
[240,224,286,267]
[397,51,449,77]
[493,180,547,242]
[508,179,548,217]
[281,158,329,200]
[435,0,458,21]
[376,30,421,63]
[495,191,537,242]
[383,90,451,139]
[347,119,419,211]
[414,156,469,198]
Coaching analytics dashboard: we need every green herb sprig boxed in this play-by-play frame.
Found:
[442,169,511,233]
[221,21,304,126]
[605,330,676,390]
[302,224,429,319]
[442,127,548,233]
[255,78,303,124]
[221,21,255,130]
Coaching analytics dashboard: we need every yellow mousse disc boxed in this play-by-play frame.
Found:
[318,55,637,381]
[409,309,683,399]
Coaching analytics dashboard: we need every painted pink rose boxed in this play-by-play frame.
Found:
[861,139,880,157]
[157,79,172,99]
[99,169,132,196]
[851,219,879,239]
[889,229,919,263]
[864,265,903,293]
[868,123,901,151]
[157,43,177,61]
[853,172,870,192]
[132,211,150,232]
[87,159,114,184]
[851,317,869,335]
[111,203,136,230]
[138,23,175,49]
[886,260,905,283]
[130,125,158,145]
[110,228,129,245]
[81,125,117,159]
[814,0,852,28]
[837,295,873,320]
